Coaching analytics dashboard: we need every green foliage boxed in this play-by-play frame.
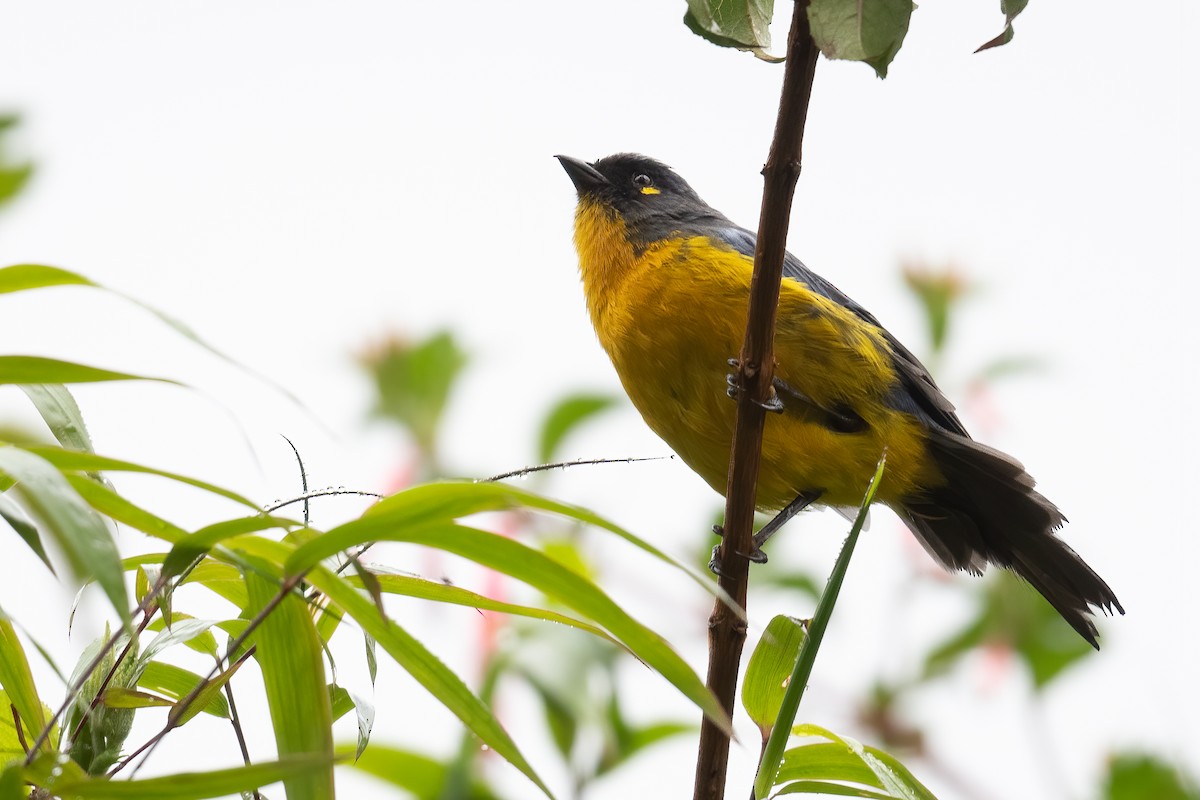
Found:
[537,392,619,463]
[807,0,913,78]
[358,329,468,463]
[684,0,781,61]
[1104,754,1200,800]
[63,628,140,774]
[922,572,1094,689]
[0,116,33,210]
[742,615,807,739]
[977,0,1030,52]
[754,456,890,799]
[774,725,936,799]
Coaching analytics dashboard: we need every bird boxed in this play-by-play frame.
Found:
[556,152,1123,648]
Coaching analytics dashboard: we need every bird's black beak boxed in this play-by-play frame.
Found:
[556,155,609,194]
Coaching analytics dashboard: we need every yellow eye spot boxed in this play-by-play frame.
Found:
[640,186,661,195]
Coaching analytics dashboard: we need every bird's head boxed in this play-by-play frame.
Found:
[556,153,719,249]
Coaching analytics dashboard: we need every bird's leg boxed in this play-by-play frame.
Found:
[708,489,823,573]
[726,358,784,413]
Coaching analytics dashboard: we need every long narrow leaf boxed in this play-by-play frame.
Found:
[0,615,51,754]
[362,573,619,647]
[755,454,887,799]
[68,477,188,545]
[0,446,128,623]
[0,356,174,386]
[18,385,95,453]
[0,492,53,571]
[138,662,228,718]
[0,264,93,295]
[36,755,335,799]
[291,521,726,731]
[302,563,554,799]
[355,481,725,600]
[28,445,256,508]
[244,570,334,800]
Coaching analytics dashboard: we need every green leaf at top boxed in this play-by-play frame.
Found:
[976,0,1030,53]
[0,356,176,386]
[0,264,93,296]
[684,0,779,60]
[0,446,128,624]
[742,615,807,737]
[537,393,619,463]
[807,0,912,78]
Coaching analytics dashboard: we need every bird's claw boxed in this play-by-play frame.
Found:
[708,527,770,575]
[725,360,785,413]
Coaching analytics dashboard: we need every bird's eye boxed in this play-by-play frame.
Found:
[632,174,653,188]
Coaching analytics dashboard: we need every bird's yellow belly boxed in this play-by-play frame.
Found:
[591,239,938,511]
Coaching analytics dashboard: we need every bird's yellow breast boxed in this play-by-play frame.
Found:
[572,198,940,510]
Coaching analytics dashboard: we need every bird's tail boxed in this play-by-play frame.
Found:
[894,429,1124,648]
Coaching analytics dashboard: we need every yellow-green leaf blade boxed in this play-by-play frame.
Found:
[244,571,334,800]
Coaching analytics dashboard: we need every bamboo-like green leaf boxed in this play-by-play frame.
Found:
[0,492,53,571]
[144,614,219,658]
[164,516,300,578]
[361,573,620,647]
[294,521,726,731]
[755,455,886,799]
[70,478,188,545]
[28,445,257,509]
[0,447,128,623]
[344,743,504,799]
[780,725,938,800]
[0,356,175,386]
[299,480,725,605]
[138,662,228,718]
[18,385,95,453]
[774,780,895,798]
[100,688,172,710]
[0,617,51,754]
[0,264,313,414]
[166,652,248,729]
[139,619,223,664]
[304,564,554,799]
[742,615,807,736]
[0,264,92,295]
[0,762,24,800]
[35,755,336,799]
[244,570,334,800]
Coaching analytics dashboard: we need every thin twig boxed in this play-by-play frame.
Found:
[280,435,311,525]
[693,3,820,799]
[11,705,28,754]
[479,456,669,484]
[264,488,384,514]
[220,669,264,800]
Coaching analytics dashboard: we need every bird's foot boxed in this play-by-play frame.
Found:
[725,359,784,413]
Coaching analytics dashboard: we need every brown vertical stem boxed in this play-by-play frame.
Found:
[692,3,820,799]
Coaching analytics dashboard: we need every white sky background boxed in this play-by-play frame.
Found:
[0,1,1196,798]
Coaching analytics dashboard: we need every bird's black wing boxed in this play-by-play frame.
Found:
[709,224,969,438]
